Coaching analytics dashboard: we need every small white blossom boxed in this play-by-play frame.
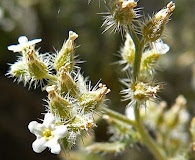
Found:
[154,1,175,23]
[8,36,42,53]
[28,113,67,154]
[152,39,170,54]
[119,33,135,70]
[125,106,135,121]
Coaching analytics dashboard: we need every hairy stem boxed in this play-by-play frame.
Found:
[134,104,167,160]
[130,27,167,160]
[46,74,57,83]
[132,39,144,81]
[127,26,144,81]
[102,107,135,126]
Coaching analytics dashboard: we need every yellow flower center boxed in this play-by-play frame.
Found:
[43,129,53,140]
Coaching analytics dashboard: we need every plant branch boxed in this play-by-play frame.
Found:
[128,26,167,160]
[102,107,135,126]
[134,104,167,160]
[127,25,145,81]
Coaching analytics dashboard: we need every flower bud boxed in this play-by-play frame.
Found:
[46,85,72,120]
[69,114,95,132]
[7,60,29,85]
[26,49,49,80]
[120,33,135,69]
[140,50,160,73]
[102,0,139,33]
[57,65,78,97]
[164,95,187,128]
[131,81,161,102]
[140,39,170,78]
[78,83,110,112]
[141,101,166,129]
[54,31,78,71]
[142,1,175,42]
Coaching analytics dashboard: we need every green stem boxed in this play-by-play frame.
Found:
[134,104,167,160]
[46,74,57,83]
[127,26,144,81]
[127,26,167,160]
[132,39,144,81]
[102,107,135,126]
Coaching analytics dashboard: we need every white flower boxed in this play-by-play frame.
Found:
[125,106,135,121]
[28,113,67,154]
[152,39,170,54]
[119,33,135,70]
[8,36,42,53]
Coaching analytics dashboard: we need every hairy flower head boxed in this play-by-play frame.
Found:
[69,113,96,132]
[7,36,52,89]
[54,31,78,71]
[46,85,72,120]
[57,66,79,97]
[78,83,110,112]
[102,0,141,33]
[142,1,175,42]
[121,80,162,107]
[140,39,170,78]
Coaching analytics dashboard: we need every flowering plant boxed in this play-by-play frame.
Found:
[6,0,195,160]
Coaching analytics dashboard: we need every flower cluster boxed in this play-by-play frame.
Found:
[7,1,195,160]
[116,1,174,108]
[83,1,177,157]
[7,31,110,154]
[133,95,191,158]
[7,36,51,88]
[119,34,169,108]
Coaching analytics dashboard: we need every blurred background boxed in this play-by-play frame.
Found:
[0,0,195,159]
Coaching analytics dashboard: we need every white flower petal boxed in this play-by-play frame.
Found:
[43,113,55,128]
[32,137,47,153]
[28,39,42,46]
[7,45,21,52]
[28,121,44,136]
[153,39,170,54]
[18,36,28,44]
[46,138,61,154]
[53,125,68,139]
[50,143,61,154]
[8,36,42,53]
[125,107,135,121]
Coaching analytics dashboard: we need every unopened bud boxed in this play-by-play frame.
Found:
[102,0,139,33]
[54,31,78,71]
[26,49,49,80]
[164,95,186,128]
[142,1,175,42]
[46,85,71,120]
[78,83,110,112]
[120,33,135,68]
[57,66,78,97]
